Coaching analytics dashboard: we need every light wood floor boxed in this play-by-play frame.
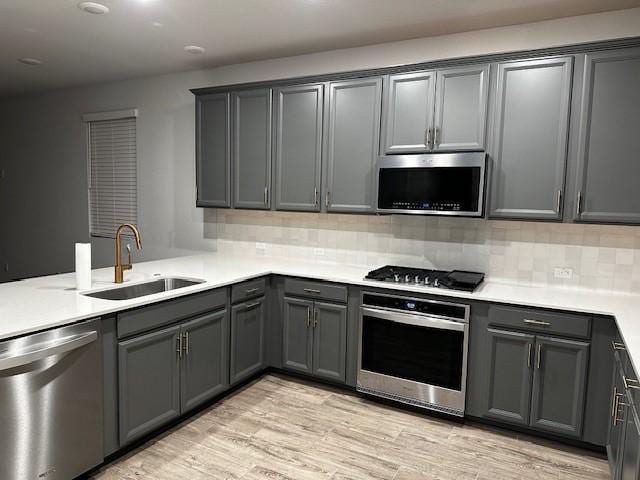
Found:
[91,374,610,480]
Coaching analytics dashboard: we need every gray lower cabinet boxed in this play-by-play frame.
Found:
[274,84,323,211]
[609,361,628,478]
[620,397,640,480]
[484,328,534,426]
[282,296,347,382]
[180,310,230,413]
[230,297,266,384]
[488,57,573,220]
[529,336,589,437]
[433,65,489,151]
[325,77,382,213]
[196,93,231,207]
[118,324,181,445]
[574,47,640,224]
[233,88,272,209]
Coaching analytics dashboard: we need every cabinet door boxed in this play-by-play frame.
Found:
[118,325,181,445]
[233,88,272,209]
[181,310,229,413]
[230,297,265,385]
[196,93,231,207]
[620,396,640,480]
[325,78,382,213]
[489,57,573,220]
[381,71,435,154]
[312,301,347,383]
[483,328,535,426]
[274,84,323,212]
[282,297,314,374]
[433,65,489,151]
[530,336,589,437]
[575,48,640,224]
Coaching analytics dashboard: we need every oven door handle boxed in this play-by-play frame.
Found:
[360,307,466,332]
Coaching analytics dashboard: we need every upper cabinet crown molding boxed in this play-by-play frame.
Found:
[488,56,573,221]
[574,47,640,224]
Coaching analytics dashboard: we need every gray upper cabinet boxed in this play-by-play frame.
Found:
[484,328,534,426]
[196,93,231,207]
[233,88,272,209]
[118,324,181,445]
[529,336,589,438]
[230,297,265,385]
[282,296,314,374]
[180,310,229,413]
[325,77,382,213]
[381,71,435,154]
[274,84,323,211]
[312,301,347,382]
[574,48,640,224]
[488,57,573,220]
[433,65,489,151]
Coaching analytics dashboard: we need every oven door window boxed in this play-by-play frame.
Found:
[361,315,464,391]
[377,166,481,212]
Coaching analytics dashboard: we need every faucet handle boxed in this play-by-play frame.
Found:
[126,243,132,267]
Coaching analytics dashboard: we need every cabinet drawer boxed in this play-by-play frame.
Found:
[284,278,347,303]
[488,305,591,339]
[231,277,267,304]
[117,288,227,339]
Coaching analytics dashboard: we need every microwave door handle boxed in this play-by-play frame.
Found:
[360,307,465,332]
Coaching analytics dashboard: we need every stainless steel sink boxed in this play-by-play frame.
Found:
[82,277,205,301]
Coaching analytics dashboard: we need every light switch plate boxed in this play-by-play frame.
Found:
[255,242,266,252]
[313,248,325,256]
[554,267,573,279]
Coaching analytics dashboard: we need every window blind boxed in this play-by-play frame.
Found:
[87,116,137,238]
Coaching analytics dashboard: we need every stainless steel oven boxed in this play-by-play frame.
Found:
[375,152,486,216]
[357,292,469,417]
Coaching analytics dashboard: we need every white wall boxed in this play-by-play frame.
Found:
[1,8,640,282]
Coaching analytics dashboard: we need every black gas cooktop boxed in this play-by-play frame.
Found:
[364,265,485,292]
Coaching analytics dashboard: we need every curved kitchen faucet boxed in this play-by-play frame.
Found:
[114,223,142,283]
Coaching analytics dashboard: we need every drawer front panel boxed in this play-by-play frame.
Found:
[284,278,347,303]
[231,277,267,304]
[489,305,591,339]
[117,288,227,339]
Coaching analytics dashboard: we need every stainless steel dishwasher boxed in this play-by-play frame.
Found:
[0,319,103,480]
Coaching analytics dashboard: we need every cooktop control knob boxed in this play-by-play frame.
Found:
[404,274,410,283]
[434,278,439,287]
[414,275,421,284]
[394,274,400,282]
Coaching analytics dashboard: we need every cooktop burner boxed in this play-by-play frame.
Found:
[364,265,485,292]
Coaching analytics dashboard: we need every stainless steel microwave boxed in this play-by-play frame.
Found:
[375,152,486,216]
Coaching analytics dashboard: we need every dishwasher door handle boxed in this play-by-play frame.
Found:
[0,330,98,371]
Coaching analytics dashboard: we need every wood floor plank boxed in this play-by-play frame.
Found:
[91,375,609,480]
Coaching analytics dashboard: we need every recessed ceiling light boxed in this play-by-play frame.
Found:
[184,45,205,55]
[151,21,163,27]
[18,57,42,66]
[77,2,110,14]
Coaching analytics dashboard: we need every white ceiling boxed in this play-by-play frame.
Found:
[2,0,640,96]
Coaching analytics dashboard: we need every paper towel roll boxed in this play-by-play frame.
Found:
[75,243,92,290]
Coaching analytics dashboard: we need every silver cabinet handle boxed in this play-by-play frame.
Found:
[611,387,618,418]
[624,376,640,390]
[536,344,542,369]
[0,331,97,371]
[527,343,532,368]
[576,191,582,217]
[612,341,626,351]
[183,332,189,355]
[556,190,562,214]
[523,319,551,327]
[303,288,321,294]
[434,126,440,148]
[245,288,259,295]
[245,301,261,310]
[314,187,318,206]
[426,128,433,149]
[264,186,268,206]
[613,392,625,425]
[325,191,331,208]
[314,308,319,328]
[307,306,311,328]
[177,334,183,359]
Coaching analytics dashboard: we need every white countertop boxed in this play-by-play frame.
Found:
[1,252,639,372]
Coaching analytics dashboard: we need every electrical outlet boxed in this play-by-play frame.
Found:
[554,267,573,279]
[313,248,325,256]
[255,242,266,252]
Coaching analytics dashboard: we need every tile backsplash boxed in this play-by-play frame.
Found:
[204,209,640,292]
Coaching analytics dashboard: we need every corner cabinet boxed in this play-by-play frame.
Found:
[380,65,489,154]
[195,93,231,207]
[273,84,323,212]
[488,57,573,220]
[232,88,272,209]
[324,77,382,213]
[574,48,640,224]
